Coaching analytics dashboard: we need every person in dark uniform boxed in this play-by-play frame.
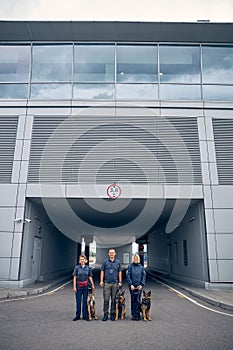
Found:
[72,254,95,321]
[126,253,146,320]
[100,248,123,321]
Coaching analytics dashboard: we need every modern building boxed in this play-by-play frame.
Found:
[0,21,233,288]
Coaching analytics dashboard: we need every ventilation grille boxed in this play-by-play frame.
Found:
[213,118,233,185]
[183,240,188,266]
[0,116,18,183]
[28,114,201,184]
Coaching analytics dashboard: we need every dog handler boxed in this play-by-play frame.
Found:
[100,248,123,321]
[73,254,95,321]
[126,253,146,320]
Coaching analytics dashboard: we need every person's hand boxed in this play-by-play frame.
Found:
[92,285,95,290]
[130,285,135,290]
[100,281,104,287]
[138,285,142,290]
[118,282,122,288]
[73,287,77,293]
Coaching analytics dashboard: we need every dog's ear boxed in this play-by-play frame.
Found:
[122,290,125,295]
[143,290,146,296]
[148,291,151,296]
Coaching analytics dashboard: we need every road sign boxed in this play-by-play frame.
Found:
[107,184,121,199]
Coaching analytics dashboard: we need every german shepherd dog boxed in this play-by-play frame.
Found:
[115,289,126,320]
[87,288,98,321]
[141,290,152,321]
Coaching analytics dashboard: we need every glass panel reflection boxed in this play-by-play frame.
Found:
[203,85,233,101]
[73,84,114,99]
[117,45,157,82]
[32,45,72,82]
[0,46,30,82]
[0,84,28,99]
[116,84,158,100]
[30,84,71,99]
[160,84,201,100]
[74,45,115,82]
[202,46,233,83]
[159,46,200,83]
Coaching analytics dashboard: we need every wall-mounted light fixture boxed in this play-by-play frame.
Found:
[14,218,31,223]
[187,217,196,222]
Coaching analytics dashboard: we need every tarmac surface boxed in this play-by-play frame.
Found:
[0,270,232,312]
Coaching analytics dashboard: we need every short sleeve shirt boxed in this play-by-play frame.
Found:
[100,258,122,284]
[72,264,92,282]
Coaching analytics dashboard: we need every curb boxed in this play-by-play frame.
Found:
[0,277,71,300]
[185,288,233,312]
[147,272,233,312]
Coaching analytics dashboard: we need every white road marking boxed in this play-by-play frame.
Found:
[0,280,71,303]
[159,280,233,318]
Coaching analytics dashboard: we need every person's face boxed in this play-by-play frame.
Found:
[109,250,116,260]
[133,255,139,263]
[80,257,86,265]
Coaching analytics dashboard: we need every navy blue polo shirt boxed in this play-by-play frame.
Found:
[101,258,122,284]
[72,264,92,282]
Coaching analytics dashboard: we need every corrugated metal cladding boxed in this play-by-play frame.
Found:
[213,118,233,185]
[28,114,202,184]
[0,116,18,183]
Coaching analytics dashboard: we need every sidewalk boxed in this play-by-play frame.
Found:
[0,277,71,300]
[0,273,233,313]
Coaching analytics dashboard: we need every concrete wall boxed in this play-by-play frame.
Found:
[20,199,77,284]
[148,201,209,286]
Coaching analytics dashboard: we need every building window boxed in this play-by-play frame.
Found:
[116,83,158,100]
[183,240,188,266]
[202,46,233,84]
[74,45,115,82]
[160,84,201,100]
[30,83,71,99]
[73,83,114,99]
[203,85,233,101]
[31,45,72,82]
[116,45,158,83]
[159,45,201,83]
[0,45,30,82]
[0,84,28,99]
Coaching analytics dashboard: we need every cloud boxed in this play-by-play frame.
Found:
[0,0,39,18]
[0,0,232,22]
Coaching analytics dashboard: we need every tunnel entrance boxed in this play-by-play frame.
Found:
[20,197,208,286]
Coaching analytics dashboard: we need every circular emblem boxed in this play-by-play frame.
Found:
[107,184,121,199]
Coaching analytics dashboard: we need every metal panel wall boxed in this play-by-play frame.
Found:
[0,116,18,183]
[213,118,233,185]
[28,113,202,184]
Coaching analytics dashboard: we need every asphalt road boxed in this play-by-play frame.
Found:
[0,275,232,350]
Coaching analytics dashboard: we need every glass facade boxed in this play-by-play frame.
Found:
[202,46,233,83]
[0,43,232,101]
[31,45,72,82]
[74,45,115,82]
[159,45,200,83]
[117,45,157,82]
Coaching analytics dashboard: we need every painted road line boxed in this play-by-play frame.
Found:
[159,280,233,318]
[0,280,71,303]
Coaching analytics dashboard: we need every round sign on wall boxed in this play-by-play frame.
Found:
[107,184,121,199]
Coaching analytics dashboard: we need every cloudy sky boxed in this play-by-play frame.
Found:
[0,0,232,22]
